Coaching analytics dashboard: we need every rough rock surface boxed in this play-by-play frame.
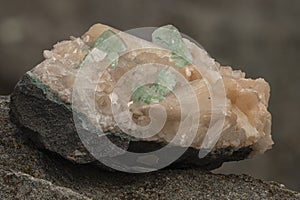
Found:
[1,96,299,199]
[0,169,90,200]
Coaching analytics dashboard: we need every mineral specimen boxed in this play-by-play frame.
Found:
[10,23,273,171]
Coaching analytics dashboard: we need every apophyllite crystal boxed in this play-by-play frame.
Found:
[10,23,273,170]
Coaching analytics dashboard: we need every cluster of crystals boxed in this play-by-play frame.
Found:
[132,25,192,104]
[80,25,190,105]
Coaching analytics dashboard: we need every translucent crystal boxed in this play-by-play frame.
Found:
[92,30,127,67]
[92,30,127,53]
[132,84,161,104]
[151,68,177,97]
[132,68,177,104]
[152,25,193,67]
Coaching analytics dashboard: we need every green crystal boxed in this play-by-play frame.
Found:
[151,68,177,96]
[132,68,176,104]
[92,30,127,67]
[92,30,127,53]
[152,25,193,67]
[132,85,162,104]
[106,52,119,68]
[171,52,192,68]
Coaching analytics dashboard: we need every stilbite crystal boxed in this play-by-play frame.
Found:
[9,23,273,170]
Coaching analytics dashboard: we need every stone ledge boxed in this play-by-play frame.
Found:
[0,95,299,199]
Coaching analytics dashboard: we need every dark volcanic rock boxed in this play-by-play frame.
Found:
[9,73,252,171]
[1,96,299,199]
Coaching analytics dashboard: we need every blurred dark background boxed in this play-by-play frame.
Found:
[0,0,299,191]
